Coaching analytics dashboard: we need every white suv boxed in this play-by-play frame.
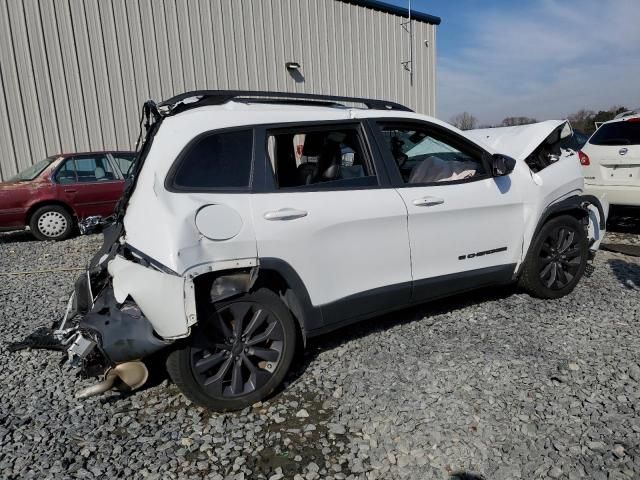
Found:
[40,92,607,411]
[580,112,640,206]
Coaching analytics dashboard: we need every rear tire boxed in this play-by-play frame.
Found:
[167,288,297,411]
[519,215,588,299]
[29,205,74,241]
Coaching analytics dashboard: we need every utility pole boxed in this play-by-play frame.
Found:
[400,0,413,86]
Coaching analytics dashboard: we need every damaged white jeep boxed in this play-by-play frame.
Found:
[32,91,609,411]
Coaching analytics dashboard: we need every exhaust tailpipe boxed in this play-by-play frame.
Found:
[75,361,149,399]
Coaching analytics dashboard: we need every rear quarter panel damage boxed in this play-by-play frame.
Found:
[108,255,188,338]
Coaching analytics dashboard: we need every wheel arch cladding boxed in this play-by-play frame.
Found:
[257,258,324,338]
[520,196,591,277]
[192,260,323,343]
[534,196,590,238]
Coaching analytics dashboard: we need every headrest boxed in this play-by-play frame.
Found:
[302,133,325,156]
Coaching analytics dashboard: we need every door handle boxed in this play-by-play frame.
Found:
[413,196,444,207]
[64,189,78,193]
[263,208,308,221]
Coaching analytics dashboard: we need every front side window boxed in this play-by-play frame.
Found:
[267,126,376,189]
[589,120,640,146]
[378,123,487,185]
[55,159,78,184]
[172,130,253,190]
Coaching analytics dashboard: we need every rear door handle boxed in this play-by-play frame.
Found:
[264,208,308,221]
[64,189,78,193]
[413,196,444,207]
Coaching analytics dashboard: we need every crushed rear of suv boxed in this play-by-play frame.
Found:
[13,91,608,411]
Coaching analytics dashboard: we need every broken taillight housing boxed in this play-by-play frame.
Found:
[578,151,590,166]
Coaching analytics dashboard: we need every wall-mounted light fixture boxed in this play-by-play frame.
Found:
[285,62,301,70]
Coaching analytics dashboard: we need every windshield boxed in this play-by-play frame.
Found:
[9,157,56,181]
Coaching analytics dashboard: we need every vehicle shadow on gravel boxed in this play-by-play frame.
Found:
[0,230,37,244]
[608,259,640,289]
[449,472,486,480]
[132,284,518,405]
[288,284,518,386]
[607,206,640,235]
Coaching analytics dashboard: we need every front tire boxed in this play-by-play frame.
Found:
[167,288,297,411]
[519,215,588,299]
[29,205,74,241]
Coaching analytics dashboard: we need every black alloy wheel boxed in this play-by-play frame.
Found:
[538,225,583,290]
[518,214,588,299]
[167,288,296,411]
[190,301,284,398]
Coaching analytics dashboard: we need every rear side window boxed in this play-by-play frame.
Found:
[171,130,253,190]
[112,153,136,178]
[267,126,376,189]
[75,156,115,182]
[589,121,640,146]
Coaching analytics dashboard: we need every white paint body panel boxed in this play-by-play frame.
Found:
[395,175,524,280]
[108,255,188,339]
[195,204,243,241]
[465,120,570,161]
[251,190,411,306]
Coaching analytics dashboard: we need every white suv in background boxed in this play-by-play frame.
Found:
[580,112,640,206]
[21,91,608,411]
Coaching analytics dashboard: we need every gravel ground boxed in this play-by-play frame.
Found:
[1,224,639,480]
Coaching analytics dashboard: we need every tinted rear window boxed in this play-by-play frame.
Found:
[172,130,253,190]
[589,121,640,146]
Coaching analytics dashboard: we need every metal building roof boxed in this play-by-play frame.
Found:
[340,0,442,25]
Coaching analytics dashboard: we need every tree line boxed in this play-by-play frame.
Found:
[449,105,631,133]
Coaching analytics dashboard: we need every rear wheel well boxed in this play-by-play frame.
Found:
[192,268,306,345]
[26,200,76,224]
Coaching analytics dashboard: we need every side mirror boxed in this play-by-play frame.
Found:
[491,154,517,176]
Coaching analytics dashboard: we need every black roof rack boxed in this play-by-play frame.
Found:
[156,90,413,116]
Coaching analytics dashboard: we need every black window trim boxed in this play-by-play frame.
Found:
[255,119,393,193]
[368,118,494,188]
[165,126,256,194]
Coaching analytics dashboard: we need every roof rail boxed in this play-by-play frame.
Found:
[156,90,413,116]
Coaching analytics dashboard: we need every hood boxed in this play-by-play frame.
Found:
[465,120,572,161]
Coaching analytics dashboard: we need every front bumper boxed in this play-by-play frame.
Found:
[581,193,609,253]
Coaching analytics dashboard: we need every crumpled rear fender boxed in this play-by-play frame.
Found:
[106,255,259,340]
[108,255,189,339]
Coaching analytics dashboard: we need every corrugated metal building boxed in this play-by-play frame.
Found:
[0,0,440,181]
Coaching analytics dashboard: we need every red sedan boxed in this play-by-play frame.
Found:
[0,151,136,240]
